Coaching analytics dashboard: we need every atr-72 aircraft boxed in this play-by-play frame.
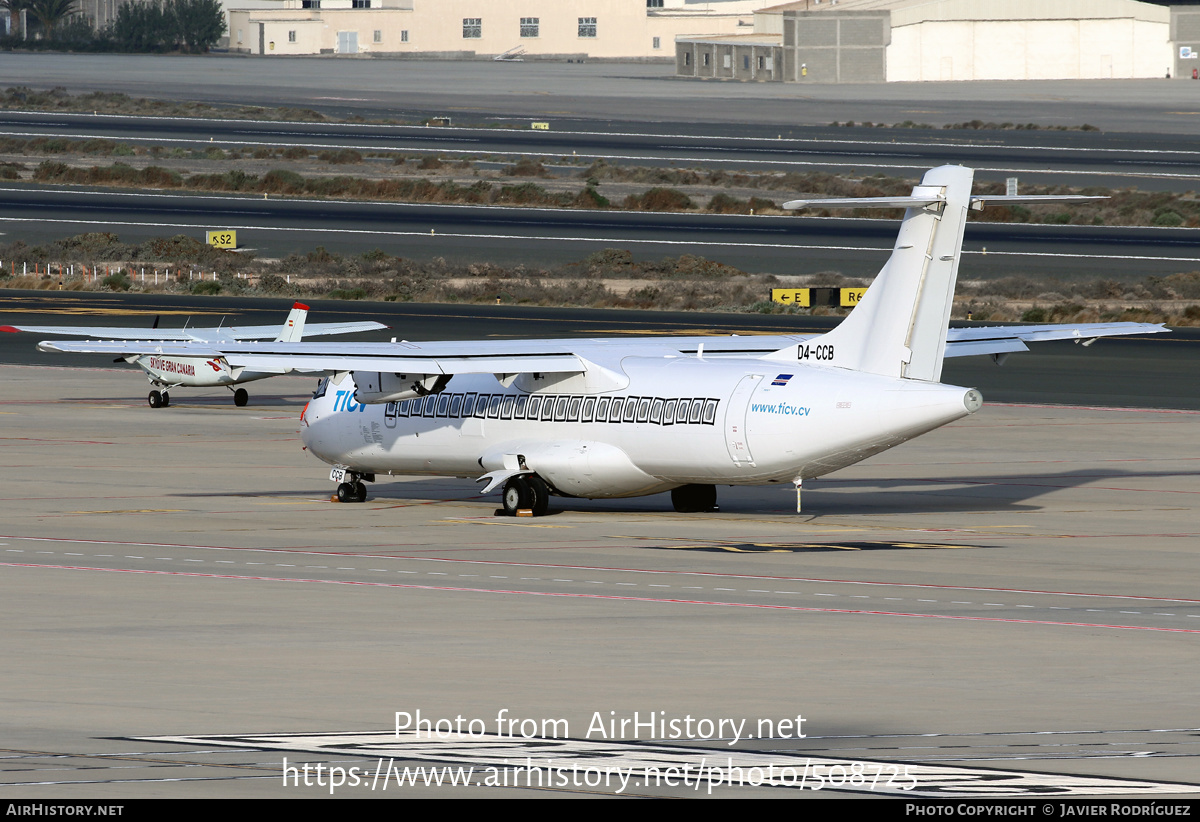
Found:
[5,302,385,408]
[35,166,1166,513]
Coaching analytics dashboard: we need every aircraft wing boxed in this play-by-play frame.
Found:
[2,320,386,341]
[2,324,199,340]
[34,339,588,376]
[944,322,1167,358]
[34,321,1167,372]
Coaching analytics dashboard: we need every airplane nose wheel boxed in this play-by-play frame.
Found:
[337,481,367,503]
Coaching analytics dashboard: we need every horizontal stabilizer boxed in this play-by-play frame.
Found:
[968,195,1107,209]
[944,322,1167,358]
[783,195,945,210]
[784,194,1105,211]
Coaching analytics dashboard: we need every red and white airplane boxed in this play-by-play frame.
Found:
[4,302,385,408]
[31,167,1167,512]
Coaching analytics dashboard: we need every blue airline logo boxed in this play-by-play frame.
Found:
[333,390,368,412]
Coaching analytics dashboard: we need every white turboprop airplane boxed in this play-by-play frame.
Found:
[35,166,1167,512]
[4,302,386,408]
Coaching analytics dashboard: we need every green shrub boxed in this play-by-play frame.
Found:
[103,273,131,291]
[191,280,222,295]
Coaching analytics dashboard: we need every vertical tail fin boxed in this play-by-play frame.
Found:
[768,165,1104,382]
[828,165,972,381]
[768,165,972,381]
[275,302,309,342]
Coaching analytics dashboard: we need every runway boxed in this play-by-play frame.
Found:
[1,366,1197,797]
[7,109,1200,189]
[3,185,1199,278]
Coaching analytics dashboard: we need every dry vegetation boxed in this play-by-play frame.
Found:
[5,131,1200,229]
[2,86,333,122]
[4,232,1200,325]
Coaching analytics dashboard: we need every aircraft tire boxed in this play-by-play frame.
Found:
[337,482,355,503]
[353,481,367,502]
[161,391,170,407]
[502,477,533,516]
[234,388,248,407]
[671,484,717,513]
[148,390,162,408]
[527,475,550,517]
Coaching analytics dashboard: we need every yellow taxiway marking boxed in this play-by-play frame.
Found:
[68,509,186,515]
[434,518,570,529]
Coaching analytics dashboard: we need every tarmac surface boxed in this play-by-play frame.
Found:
[1,354,1198,797]
[6,55,1200,135]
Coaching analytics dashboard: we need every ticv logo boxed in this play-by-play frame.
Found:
[333,390,368,413]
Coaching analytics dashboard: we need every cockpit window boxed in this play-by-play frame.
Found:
[313,378,329,399]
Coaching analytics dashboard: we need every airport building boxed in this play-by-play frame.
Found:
[223,0,777,59]
[675,0,1190,83]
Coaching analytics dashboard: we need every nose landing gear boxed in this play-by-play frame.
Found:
[331,468,373,503]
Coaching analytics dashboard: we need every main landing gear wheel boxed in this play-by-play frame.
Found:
[148,390,164,408]
[336,481,367,503]
[671,484,717,513]
[502,476,534,517]
[161,391,169,407]
[526,474,550,517]
[233,388,248,407]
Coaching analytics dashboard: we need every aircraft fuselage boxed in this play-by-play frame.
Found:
[301,357,981,499]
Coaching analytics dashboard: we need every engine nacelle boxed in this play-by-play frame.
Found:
[352,371,449,404]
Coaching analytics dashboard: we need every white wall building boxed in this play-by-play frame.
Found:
[226,0,779,58]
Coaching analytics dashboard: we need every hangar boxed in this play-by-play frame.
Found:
[676,0,1188,83]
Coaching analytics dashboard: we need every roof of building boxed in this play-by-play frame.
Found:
[677,32,783,45]
[756,0,1168,25]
